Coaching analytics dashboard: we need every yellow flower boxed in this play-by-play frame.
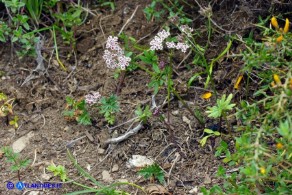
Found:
[260,167,266,174]
[284,18,290,33]
[271,16,279,29]
[201,92,212,99]
[273,74,282,85]
[276,143,284,149]
[271,81,276,87]
[276,34,283,43]
[234,75,243,89]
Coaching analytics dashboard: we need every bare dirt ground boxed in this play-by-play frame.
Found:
[1,0,291,194]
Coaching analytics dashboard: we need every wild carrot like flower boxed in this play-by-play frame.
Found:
[150,29,190,53]
[85,91,101,105]
[175,42,190,53]
[103,36,131,70]
[149,30,170,50]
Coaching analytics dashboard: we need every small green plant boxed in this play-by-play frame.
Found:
[24,0,43,25]
[206,94,236,133]
[47,164,67,182]
[0,0,38,56]
[199,128,221,147]
[1,0,25,13]
[0,92,19,128]
[143,0,165,22]
[63,96,91,125]
[135,105,152,124]
[98,94,120,125]
[47,149,145,194]
[1,146,31,181]
[138,164,165,184]
[0,0,85,58]
[98,0,115,11]
[139,50,168,95]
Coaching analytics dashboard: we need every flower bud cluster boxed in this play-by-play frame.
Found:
[103,36,131,70]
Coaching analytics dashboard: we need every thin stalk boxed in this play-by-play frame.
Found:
[167,57,173,124]
[17,170,21,181]
[52,26,67,71]
[172,89,204,126]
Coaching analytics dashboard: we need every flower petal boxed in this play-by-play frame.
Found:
[273,74,282,85]
[201,92,212,99]
[271,16,279,29]
[284,18,290,34]
[234,75,243,89]
[276,34,283,43]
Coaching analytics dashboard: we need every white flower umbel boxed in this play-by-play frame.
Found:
[103,36,131,70]
[150,30,170,51]
[150,29,190,53]
[85,91,101,105]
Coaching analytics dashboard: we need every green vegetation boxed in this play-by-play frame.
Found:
[47,149,146,195]
[63,96,91,125]
[138,164,165,184]
[0,92,19,128]
[0,0,291,194]
[0,0,85,57]
[1,146,31,181]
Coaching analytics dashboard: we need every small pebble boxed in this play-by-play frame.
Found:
[98,148,105,154]
[111,164,119,172]
[172,110,179,115]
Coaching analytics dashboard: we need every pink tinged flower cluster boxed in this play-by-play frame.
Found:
[149,30,170,50]
[165,41,190,53]
[103,36,131,70]
[150,29,190,53]
[85,91,101,105]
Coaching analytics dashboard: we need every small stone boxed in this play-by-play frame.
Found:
[127,155,154,168]
[204,174,212,184]
[12,131,34,153]
[111,164,119,172]
[86,164,91,171]
[172,110,179,115]
[30,114,41,123]
[97,148,105,154]
[41,172,52,180]
[8,128,15,134]
[28,191,40,195]
[102,170,113,182]
[117,179,128,183]
[64,126,70,131]
[189,186,198,194]
[85,130,94,142]
[182,116,191,124]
